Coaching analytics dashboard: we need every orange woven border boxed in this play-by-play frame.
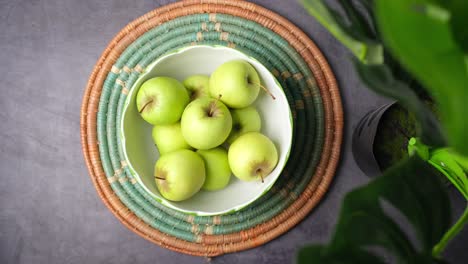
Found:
[80,0,343,256]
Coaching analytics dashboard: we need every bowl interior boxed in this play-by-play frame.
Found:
[122,45,293,216]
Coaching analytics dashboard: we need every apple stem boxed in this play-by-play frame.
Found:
[208,94,222,117]
[252,82,276,100]
[215,94,222,104]
[139,99,153,113]
[154,176,166,181]
[256,169,265,183]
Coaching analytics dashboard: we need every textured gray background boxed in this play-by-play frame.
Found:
[1,0,467,263]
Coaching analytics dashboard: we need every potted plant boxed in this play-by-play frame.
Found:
[298,0,468,263]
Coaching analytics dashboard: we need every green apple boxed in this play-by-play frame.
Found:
[226,106,261,144]
[228,132,278,182]
[197,147,231,191]
[183,75,210,100]
[154,149,205,201]
[209,60,261,108]
[136,77,189,125]
[152,122,191,154]
[181,97,232,149]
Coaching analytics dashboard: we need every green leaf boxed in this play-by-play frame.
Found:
[447,0,468,53]
[335,0,377,41]
[297,157,451,263]
[407,137,468,199]
[429,148,468,199]
[354,60,445,147]
[452,152,468,171]
[343,157,449,253]
[375,0,468,156]
[301,0,383,64]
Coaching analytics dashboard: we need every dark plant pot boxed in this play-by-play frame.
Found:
[352,102,397,177]
[352,102,455,190]
[353,100,439,179]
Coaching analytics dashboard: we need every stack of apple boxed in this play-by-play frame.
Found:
[136,60,278,202]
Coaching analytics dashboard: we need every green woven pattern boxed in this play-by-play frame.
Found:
[96,13,324,240]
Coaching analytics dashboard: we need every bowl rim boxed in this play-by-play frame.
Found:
[120,45,293,216]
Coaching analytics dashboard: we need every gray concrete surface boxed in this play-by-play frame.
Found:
[0,0,466,263]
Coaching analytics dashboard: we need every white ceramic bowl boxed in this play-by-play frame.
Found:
[121,45,293,216]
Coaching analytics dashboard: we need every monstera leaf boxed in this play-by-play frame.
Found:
[354,61,445,148]
[301,0,383,64]
[431,0,468,53]
[301,0,446,148]
[298,157,451,263]
[408,138,468,200]
[300,1,468,262]
[375,0,468,156]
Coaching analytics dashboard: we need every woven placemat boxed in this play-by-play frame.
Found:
[80,0,343,257]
